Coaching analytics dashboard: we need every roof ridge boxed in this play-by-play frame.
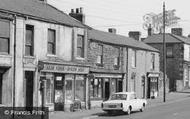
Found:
[169,34,184,43]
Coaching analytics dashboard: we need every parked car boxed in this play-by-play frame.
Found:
[101,92,147,114]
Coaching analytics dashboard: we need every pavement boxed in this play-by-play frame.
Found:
[49,89,190,119]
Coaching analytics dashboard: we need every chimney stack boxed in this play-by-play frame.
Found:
[148,25,152,36]
[108,28,116,34]
[69,7,85,24]
[171,28,183,36]
[128,31,141,41]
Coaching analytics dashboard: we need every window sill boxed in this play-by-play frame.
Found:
[113,65,120,70]
[96,63,104,67]
[47,54,57,57]
[76,56,85,60]
[24,55,36,59]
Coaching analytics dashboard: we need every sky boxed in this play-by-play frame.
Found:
[48,0,190,37]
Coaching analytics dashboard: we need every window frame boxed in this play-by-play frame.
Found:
[0,19,10,54]
[151,53,155,70]
[25,25,34,56]
[77,35,85,58]
[166,46,173,58]
[47,29,56,55]
[96,44,103,66]
[131,49,137,68]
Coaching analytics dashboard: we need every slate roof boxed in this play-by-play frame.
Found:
[144,33,190,45]
[88,29,159,52]
[0,0,84,27]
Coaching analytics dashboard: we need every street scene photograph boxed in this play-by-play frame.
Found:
[0,0,190,119]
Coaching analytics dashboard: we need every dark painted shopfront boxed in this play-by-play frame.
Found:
[38,61,89,111]
[147,72,160,98]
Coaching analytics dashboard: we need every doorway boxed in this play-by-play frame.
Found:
[104,80,110,100]
[0,73,2,104]
[25,71,34,108]
[54,74,64,111]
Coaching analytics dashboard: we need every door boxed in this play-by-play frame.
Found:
[0,73,2,104]
[104,79,110,100]
[54,75,64,111]
[25,71,34,108]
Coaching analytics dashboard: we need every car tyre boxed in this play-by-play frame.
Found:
[140,104,145,112]
[127,106,131,115]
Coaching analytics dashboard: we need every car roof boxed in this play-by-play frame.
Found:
[113,92,135,95]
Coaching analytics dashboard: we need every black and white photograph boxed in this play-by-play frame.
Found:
[0,0,190,119]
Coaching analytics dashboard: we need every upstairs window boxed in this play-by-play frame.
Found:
[48,29,56,55]
[77,35,85,58]
[131,49,136,68]
[114,48,120,66]
[0,19,10,54]
[166,46,173,58]
[151,53,155,70]
[97,44,103,65]
[25,25,34,56]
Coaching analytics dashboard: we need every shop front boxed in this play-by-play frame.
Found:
[147,72,160,99]
[38,61,89,111]
[89,73,123,108]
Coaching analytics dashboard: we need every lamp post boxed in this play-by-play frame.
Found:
[163,2,166,102]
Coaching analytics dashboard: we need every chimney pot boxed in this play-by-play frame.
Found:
[71,9,74,13]
[76,8,79,13]
[171,28,183,36]
[80,7,83,14]
[108,28,116,34]
[128,31,141,41]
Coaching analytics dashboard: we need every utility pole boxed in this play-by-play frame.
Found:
[163,2,166,102]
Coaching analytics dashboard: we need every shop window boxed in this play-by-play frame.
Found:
[65,75,74,103]
[90,78,103,99]
[131,49,136,68]
[25,25,34,56]
[45,78,54,104]
[77,35,85,58]
[0,19,10,54]
[48,29,56,55]
[75,75,84,101]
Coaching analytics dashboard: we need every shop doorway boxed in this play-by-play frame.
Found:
[54,75,64,111]
[104,80,110,100]
[147,77,158,98]
[25,71,34,108]
[0,73,2,104]
[117,80,123,92]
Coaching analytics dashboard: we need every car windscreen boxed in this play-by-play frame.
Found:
[110,94,127,100]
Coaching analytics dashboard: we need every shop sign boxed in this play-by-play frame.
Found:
[93,73,122,78]
[42,64,89,74]
[148,73,159,77]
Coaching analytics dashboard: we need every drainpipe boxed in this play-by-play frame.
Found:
[13,14,17,119]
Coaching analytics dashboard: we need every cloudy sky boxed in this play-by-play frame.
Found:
[48,0,190,37]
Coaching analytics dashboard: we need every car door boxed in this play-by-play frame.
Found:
[129,94,138,111]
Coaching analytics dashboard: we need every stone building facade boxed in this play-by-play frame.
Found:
[144,28,190,91]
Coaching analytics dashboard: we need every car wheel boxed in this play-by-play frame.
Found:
[140,104,145,112]
[127,106,131,115]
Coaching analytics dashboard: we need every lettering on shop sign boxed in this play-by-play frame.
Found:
[43,64,89,74]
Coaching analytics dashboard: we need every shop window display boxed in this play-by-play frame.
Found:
[90,78,103,99]
[45,75,54,104]
[75,75,85,101]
